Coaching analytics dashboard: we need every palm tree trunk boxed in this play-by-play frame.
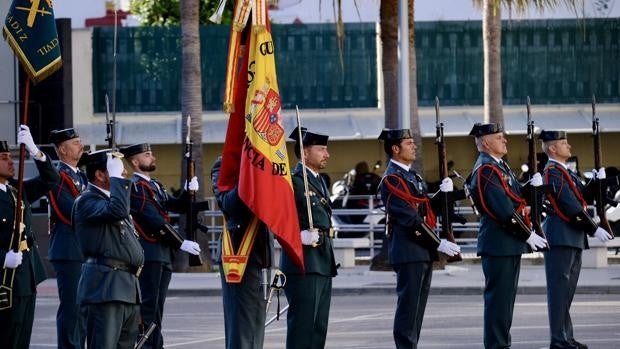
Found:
[179,0,210,271]
[380,0,399,129]
[408,0,423,173]
[483,0,503,124]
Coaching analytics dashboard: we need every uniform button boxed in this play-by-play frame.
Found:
[2,218,5,222]
[236,225,241,229]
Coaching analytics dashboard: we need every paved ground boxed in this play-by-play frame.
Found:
[31,294,620,348]
[37,262,620,299]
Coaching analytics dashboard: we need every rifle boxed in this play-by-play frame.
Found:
[184,116,207,266]
[524,97,549,249]
[104,2,122,159]
[104,94,123,158]
[591,95,618,238]
[434,97,462,262]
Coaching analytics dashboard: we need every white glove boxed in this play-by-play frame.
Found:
[3,250,23,269]
[106,153,125,178]
[531,172,543,187]
[596,167,606,179]
[17,125,39,157]
[437,239,460,256]
[439,177,454,192]
[594,227,613,242]
[185,176,199,191]
[180,240,201,255]
[526,232,548,251]
[300,229,319,246]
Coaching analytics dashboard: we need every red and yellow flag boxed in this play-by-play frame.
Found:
[218,0,304,271]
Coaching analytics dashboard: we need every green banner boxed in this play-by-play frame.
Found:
[3,0,62,83]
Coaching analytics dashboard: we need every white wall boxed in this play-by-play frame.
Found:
[54,0,130,28]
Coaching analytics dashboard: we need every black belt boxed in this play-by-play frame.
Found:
[318,228,335,238]
[85,257,143,277]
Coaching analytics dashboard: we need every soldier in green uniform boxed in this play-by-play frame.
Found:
[0,125,59,348]
[280,127,337,349]
[468,123,548,349]
[47,128,87,349]
[210,156,274,349]
[377,128,460,349]
[73,150,144,349]
[540,130,612,349]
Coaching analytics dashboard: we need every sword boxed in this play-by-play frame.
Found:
[295,106,320,247]
[134,322,157,349]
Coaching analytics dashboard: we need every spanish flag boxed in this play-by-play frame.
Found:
[3,0,62,83]
[219,0,304,271]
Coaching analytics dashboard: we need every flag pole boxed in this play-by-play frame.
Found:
[0,77,30,310]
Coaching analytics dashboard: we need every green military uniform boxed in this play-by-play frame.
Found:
[468,124,531,349]
[541,130,596,349]
[280,160,337,349]
[0,147,57,349]
[73,150,144,349]
[279,126,336,349]
[211,157,274,349]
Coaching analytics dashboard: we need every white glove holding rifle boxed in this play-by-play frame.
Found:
[526,232,547,251]
[180,240,201,255]
[593,227,613,242]
[184,176,199,191]
[439,177,454,192]
[437,239,460,256]
[106,153,125,178]
[530,172,543,187]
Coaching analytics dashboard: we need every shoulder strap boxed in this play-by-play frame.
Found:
[545,164,588,223]
[475,163,530,226]
[383,173,436,229]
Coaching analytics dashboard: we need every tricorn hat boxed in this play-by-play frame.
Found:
[0,140,9,153]
[77,149,110,168]
[288,127,328,147]
[377,128,413,141]
[120,143,151,158]
[468,123,503,137]
[538,130,567,142]
[49,128,79,145]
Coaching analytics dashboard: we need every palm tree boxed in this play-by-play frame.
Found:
[474,0,581,124]
[372,0,423,270]
[179,0,210,271]
[407,0,423,173]
[380,0,399,130]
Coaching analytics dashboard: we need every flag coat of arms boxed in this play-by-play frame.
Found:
[218,0,304,273]
[3,0,62,83]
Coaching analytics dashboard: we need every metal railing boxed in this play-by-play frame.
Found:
[189,195,483,261]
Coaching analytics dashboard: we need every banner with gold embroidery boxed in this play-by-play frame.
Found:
[3,0,62,83]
